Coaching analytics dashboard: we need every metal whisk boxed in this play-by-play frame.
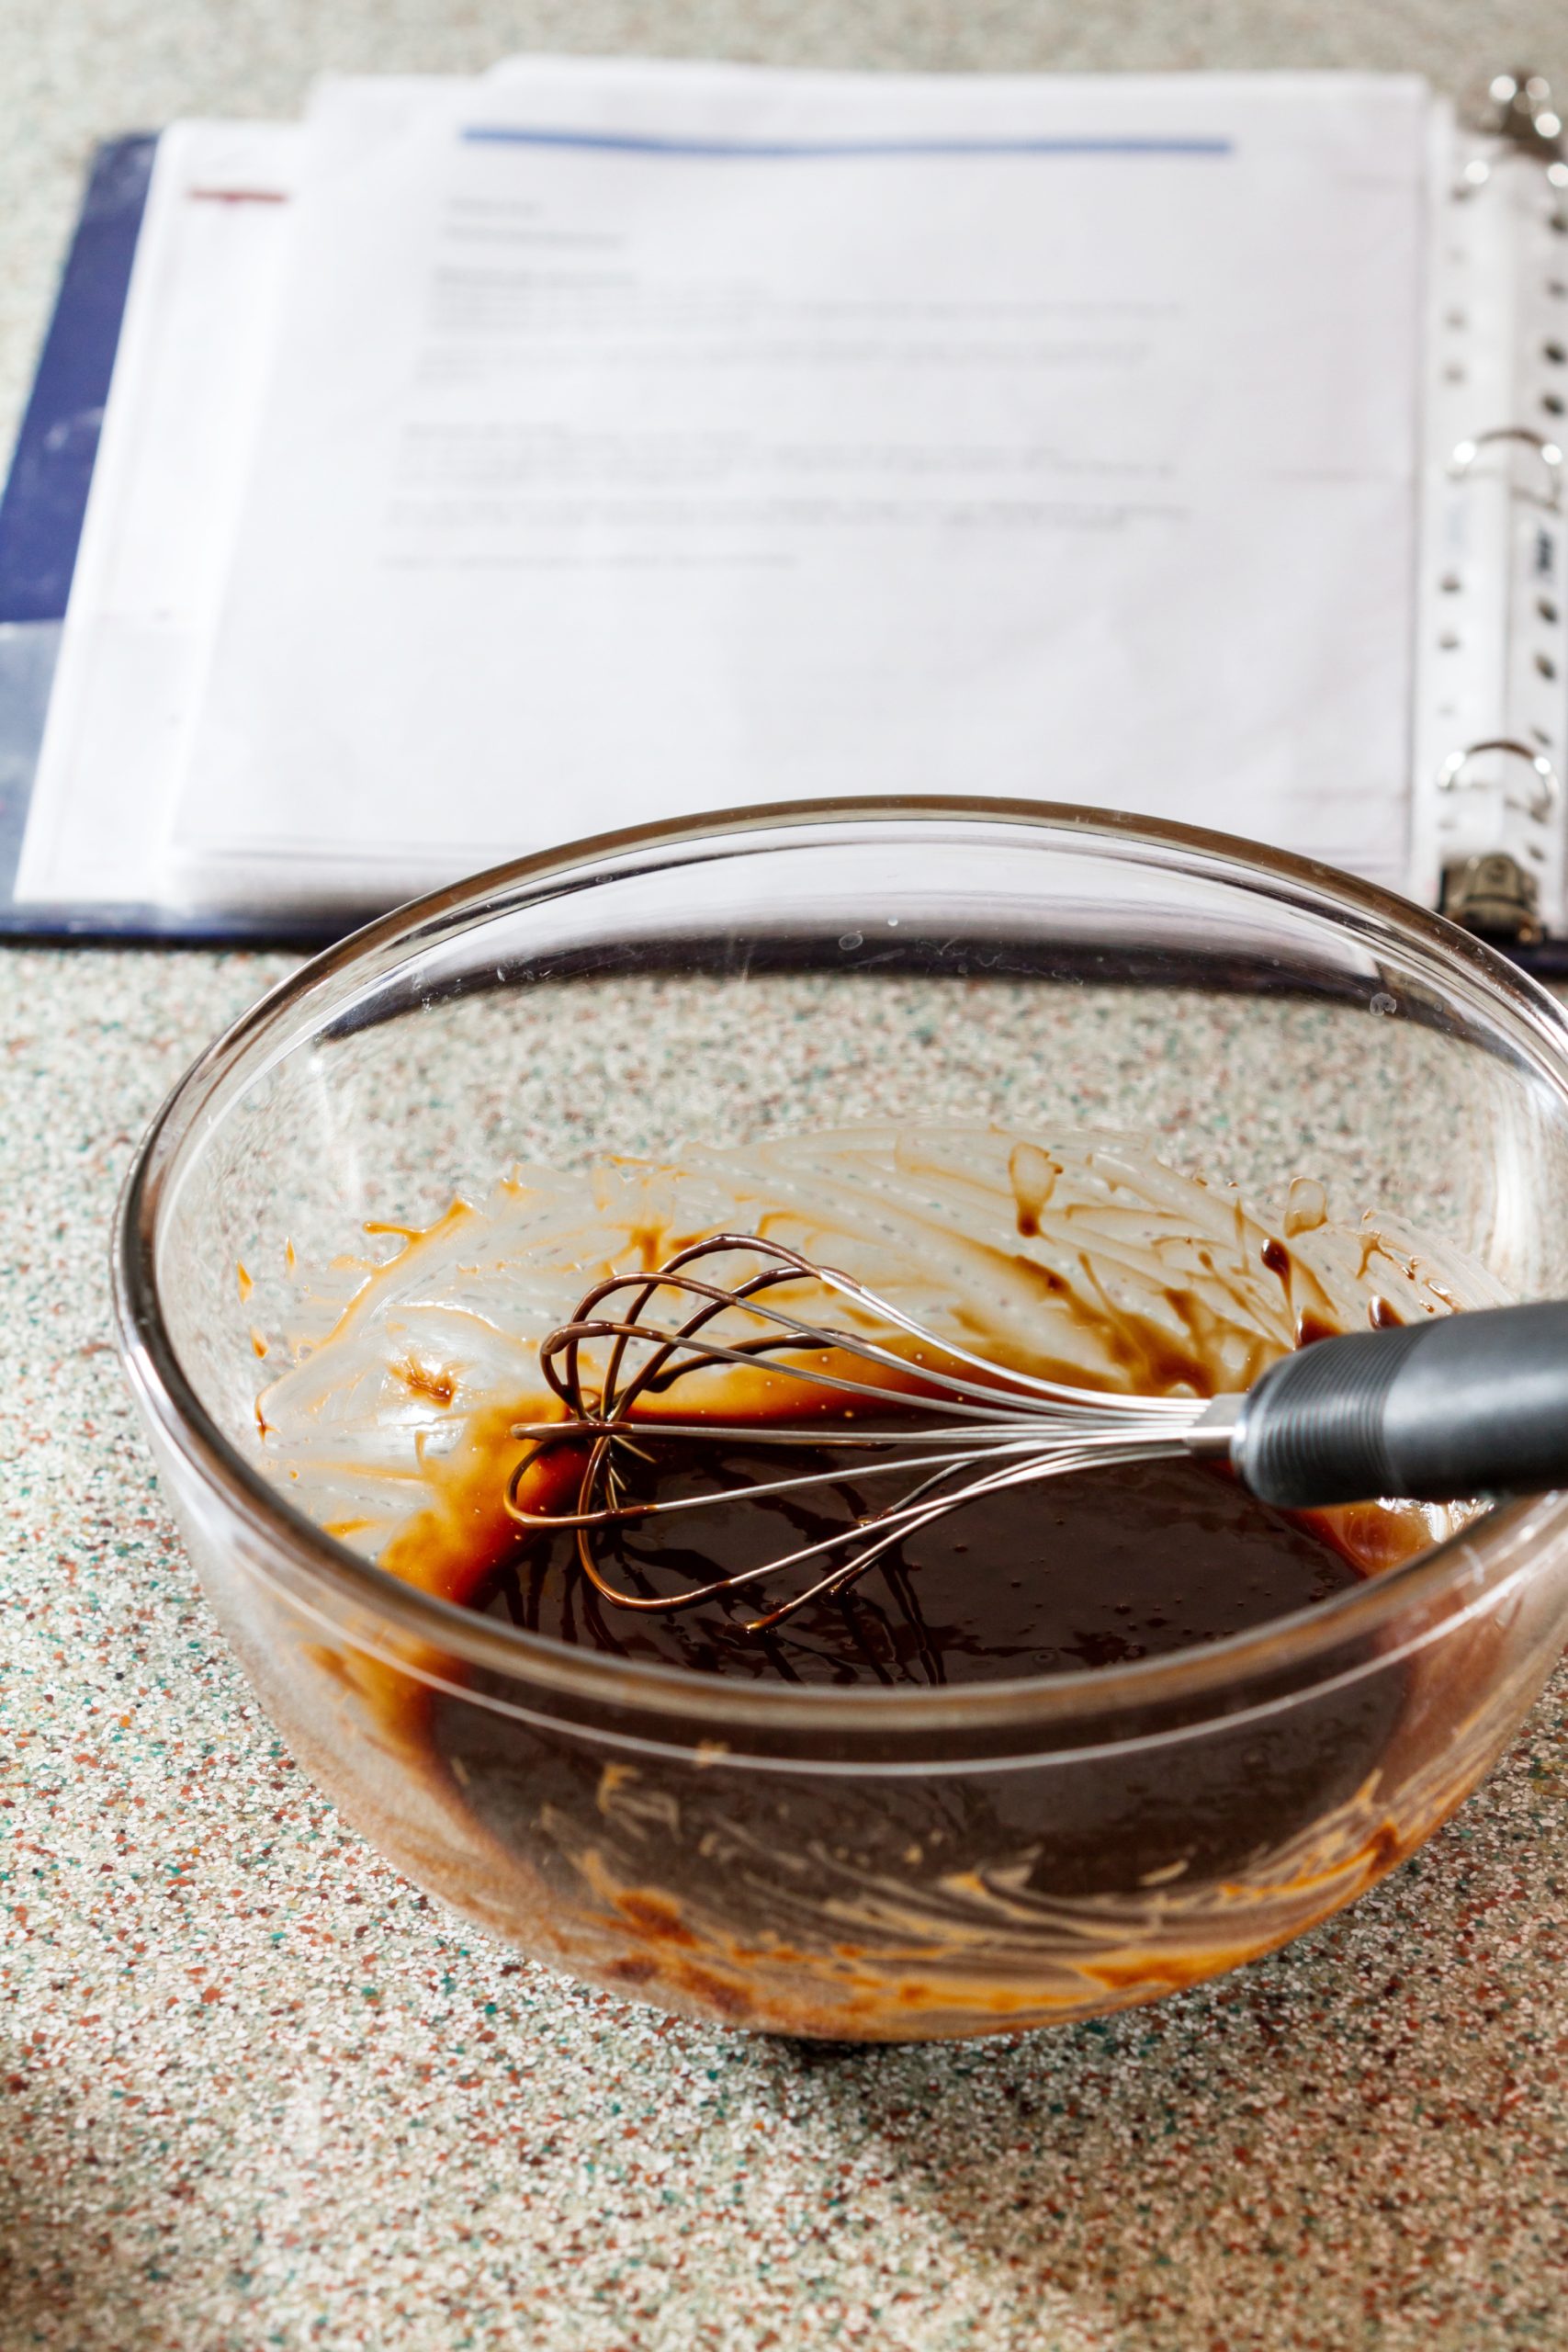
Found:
[505,1233,1230,1631]
[504,1232,1568,1635]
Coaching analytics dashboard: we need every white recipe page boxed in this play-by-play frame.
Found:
[169,61,1432,912]
[12,120,301,908]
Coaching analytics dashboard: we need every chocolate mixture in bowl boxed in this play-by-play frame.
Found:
[255,1125,1484,1679]
[232,1125,1505,2030]
[480,1449,1420,1686]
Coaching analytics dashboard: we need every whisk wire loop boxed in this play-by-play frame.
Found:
[502,1232,1213,1633]
[541,1235,1200,1426]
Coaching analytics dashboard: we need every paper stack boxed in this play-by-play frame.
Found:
[3,58,1433,929]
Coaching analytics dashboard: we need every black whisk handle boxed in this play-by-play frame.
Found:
[1232,1300,1568,1509]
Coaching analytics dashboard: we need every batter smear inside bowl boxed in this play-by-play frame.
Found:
[254,1125,1486,1686]
[194,1119,1539,2034]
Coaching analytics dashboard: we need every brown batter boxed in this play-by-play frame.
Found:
[421,1408,1432,1914]
[259,1136,1483,2030]
[480,1425,1428,1686]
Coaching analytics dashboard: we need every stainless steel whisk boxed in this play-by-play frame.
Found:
[504,1232,1568,1634]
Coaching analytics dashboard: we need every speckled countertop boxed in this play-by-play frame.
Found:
[9,7,1568,2350]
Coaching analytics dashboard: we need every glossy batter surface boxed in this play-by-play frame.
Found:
[483,1439,1389,1687]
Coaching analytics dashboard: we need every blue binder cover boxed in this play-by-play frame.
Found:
[0,138,156,630]
[0,135,333,946]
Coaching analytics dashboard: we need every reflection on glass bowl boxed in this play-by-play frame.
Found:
[114,800,1568,2038]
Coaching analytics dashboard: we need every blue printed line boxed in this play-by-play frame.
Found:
[460,126,1232,160]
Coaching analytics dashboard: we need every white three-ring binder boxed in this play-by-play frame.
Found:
[3,61,1568,951]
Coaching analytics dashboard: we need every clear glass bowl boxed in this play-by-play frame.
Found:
[113,801,1568,2040]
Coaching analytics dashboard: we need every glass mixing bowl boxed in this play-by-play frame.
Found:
[114,801,1568,2039]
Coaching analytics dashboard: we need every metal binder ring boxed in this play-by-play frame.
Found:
[1450,427,1565,509]
[1438,739,1561,824]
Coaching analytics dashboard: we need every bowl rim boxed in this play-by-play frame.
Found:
[112,793,1568,1740]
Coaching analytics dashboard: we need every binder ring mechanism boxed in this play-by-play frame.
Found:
[1438,739,1560,824]
[1466,71,1568,181]
[1450,427,1564,511]
[1438,744,1559,940]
